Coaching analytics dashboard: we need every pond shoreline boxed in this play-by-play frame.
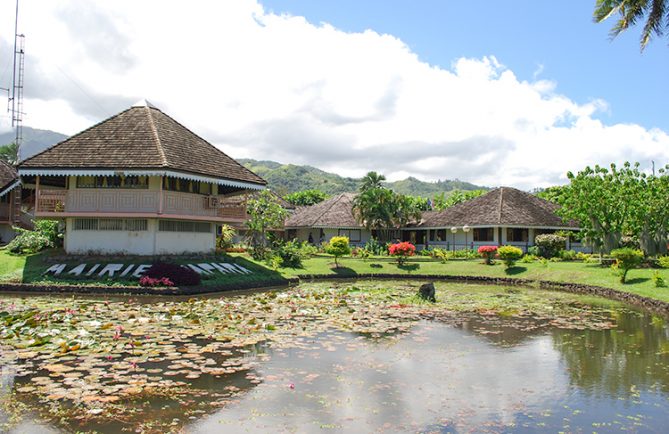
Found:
[2,273,669,315]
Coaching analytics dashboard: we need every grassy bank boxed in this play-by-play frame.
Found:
[2,249,669,303]
[269,255,669,303]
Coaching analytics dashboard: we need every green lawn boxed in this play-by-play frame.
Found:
[269,255,669,302]
[2,249,669,303]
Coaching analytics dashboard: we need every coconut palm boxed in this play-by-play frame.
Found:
[359,171,386,192]
[594,0,669,50]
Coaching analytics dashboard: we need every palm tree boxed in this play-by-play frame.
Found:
[352,188,395,242]
[594,0,669,50]
[359,171,386,192]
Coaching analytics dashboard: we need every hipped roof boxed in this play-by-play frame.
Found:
[285,193,361,228]
[418,187,575,228]
[19,101,266,187]
[0,160,18,193]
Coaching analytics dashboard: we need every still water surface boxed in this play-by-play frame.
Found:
[1,285,668,433]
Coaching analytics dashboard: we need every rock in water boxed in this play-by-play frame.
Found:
[418,282,436,302]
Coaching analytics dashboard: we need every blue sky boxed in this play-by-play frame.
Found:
[260,0,669,131]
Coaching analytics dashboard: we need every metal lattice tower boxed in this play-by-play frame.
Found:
[11,34,25,153]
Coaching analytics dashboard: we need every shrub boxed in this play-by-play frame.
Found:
[534,234,566,258]
[352,247,371,260]
[527,245,540,256]
[144,262,201,286]
[658,256,669,269]
[274,239,305,268]
[610,248,644,284]
[388,242,416,265]
[326,236,351,268]
[575,252,591,262]
[432,248,449,263]
[364,238,385,256]
[7,220,62,254]
[653,271,666,288]
[216,224,236,250]
[497,245,523,268]
[559,249,578,261]
[225,247,246,253]
[477,245,498,265]
[520,254,537,263]
[139,276,174,287]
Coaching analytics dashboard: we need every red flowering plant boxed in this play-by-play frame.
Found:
[388,242,416,265]
[139,276,175,287]
[477,245,498,265]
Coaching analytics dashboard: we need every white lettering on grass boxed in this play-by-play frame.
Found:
[86,264,101,276]
[197,263,217,274]
[43,264,66,276]
[119,264,135,277]
[132,264,151,278]
[67,264,87,276]
[98,264,124,278]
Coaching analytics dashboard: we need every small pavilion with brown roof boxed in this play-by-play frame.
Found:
[284,193,371,246]
[404,187,583,252]
[17,100,266,255]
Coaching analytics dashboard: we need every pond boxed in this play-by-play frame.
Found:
[1,281,668,433]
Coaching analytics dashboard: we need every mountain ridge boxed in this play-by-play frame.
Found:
[239,158,487,197]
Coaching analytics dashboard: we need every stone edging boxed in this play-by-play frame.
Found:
[0,278,297,296]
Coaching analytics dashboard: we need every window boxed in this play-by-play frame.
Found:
[338,229,361,242]
[76,176,148,189]
[506,228,528,242]
[163,177,213,195]
[473,228,494,242]
[159,220,211,233]
[73,218,147,231]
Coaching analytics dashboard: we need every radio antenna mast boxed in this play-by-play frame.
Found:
[9,0,25,163]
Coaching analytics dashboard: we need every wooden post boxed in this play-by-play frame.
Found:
[158,176,164,215]
[35,175,40,213]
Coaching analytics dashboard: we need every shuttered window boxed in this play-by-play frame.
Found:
[158,220,211,233]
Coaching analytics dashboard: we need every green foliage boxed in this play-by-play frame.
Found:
[216,224,236,250]
[364,237,385,256]
[272,239,307,268]
[534,234,567,258]
[325,236,351,268]
[432,189,487,211]
[283,189,329,206]
[246,190,289,259]
[527,245,540,256]
[0,142,18,165]
[594,0,669,51]
[658,256,669,269]
[432,248,449,263]
[559,249,578,261]
[520,254,538,263]
[497,246,523,268]
[559,162,669,256]
[653,271,666,288]
[535,185,566,204]
[610,248,644,283]
[7,220,61,255]
[359,171,387,192]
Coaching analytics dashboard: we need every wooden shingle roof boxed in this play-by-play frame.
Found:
[19,101,266,186]
[0,160,18,192]
[418,187,576,228]
[285,193,361,228]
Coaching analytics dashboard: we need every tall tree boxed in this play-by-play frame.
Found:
[283,189,329,206]
[352,187,396,242]
[359,171,386,192]
[0,142,18,165]
[594,0,669,50]
[246,190,289,259]
[432,189,486,211]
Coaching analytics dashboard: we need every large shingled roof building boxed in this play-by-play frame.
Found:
[285,193,371,246]
[403,187,581,250]
[18,100,266,255]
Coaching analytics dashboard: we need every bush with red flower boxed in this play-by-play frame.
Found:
[139,276,175,287]
[388,242,416,265]
[477,245,498,265]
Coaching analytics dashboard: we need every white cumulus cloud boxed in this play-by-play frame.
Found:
[0,0,666,189]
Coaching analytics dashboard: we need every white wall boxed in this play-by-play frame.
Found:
[64,218,216,255]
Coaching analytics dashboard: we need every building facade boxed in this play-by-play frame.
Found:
[0,161,20,243]
[18,100,266,255]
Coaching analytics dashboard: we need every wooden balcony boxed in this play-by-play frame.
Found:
[35,189,248,223]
